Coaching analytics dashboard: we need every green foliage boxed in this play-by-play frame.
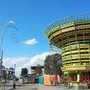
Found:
[3,70,7,79]
[21,68,28,76]
[44,53,63,76]
[35,64,42,75]
[0,81,3,87]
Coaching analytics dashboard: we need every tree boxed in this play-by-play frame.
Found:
[2,65,7,79]
[21,68,28,76]
[35,64,42,75]
[44,53,63,77]
[3,70,7,79]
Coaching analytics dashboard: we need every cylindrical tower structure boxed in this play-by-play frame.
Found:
[44,13,90,84]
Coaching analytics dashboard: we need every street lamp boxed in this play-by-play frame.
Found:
[0,20,16,80]
[0,21,15,53]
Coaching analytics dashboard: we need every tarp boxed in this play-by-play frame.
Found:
[38,76,44,84]
[44,75,51,85]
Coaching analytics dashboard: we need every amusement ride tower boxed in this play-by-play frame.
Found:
[44,13,90,84]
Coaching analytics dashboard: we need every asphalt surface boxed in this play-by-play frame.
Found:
[1,84,90,90]
[0,84,66,90]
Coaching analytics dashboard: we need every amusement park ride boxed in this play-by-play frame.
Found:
[44,13,90,87]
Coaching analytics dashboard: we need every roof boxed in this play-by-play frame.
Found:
[30,66,44,70]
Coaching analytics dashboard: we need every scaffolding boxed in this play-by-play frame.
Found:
[44,13,90,88]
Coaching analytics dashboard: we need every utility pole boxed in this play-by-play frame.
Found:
[0,50,3,80]
[14,64,16,78]
[0,21,16,81]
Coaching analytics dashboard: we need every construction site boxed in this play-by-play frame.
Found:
[44,13,90,88]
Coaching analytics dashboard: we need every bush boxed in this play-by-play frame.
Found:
[0,81,3,87]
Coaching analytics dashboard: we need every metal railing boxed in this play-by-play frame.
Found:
[44,13,90,36]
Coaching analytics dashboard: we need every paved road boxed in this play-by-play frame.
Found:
[1,84,90,90]
[0,84,67,90]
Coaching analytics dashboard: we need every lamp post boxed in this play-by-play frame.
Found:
[0,21,16,80]
[14,64,16,79]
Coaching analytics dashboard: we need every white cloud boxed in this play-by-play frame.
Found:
[29,52,54,66]
[3,56,30,65]
[22,39,38,45]
[3,51,56,77]
[3,56,30,77]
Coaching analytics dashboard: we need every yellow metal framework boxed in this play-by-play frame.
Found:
[44,13,90,83]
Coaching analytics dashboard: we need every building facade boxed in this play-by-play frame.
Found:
[44,13,90,84]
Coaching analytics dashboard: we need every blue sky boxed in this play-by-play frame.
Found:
[0,0,90,76]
